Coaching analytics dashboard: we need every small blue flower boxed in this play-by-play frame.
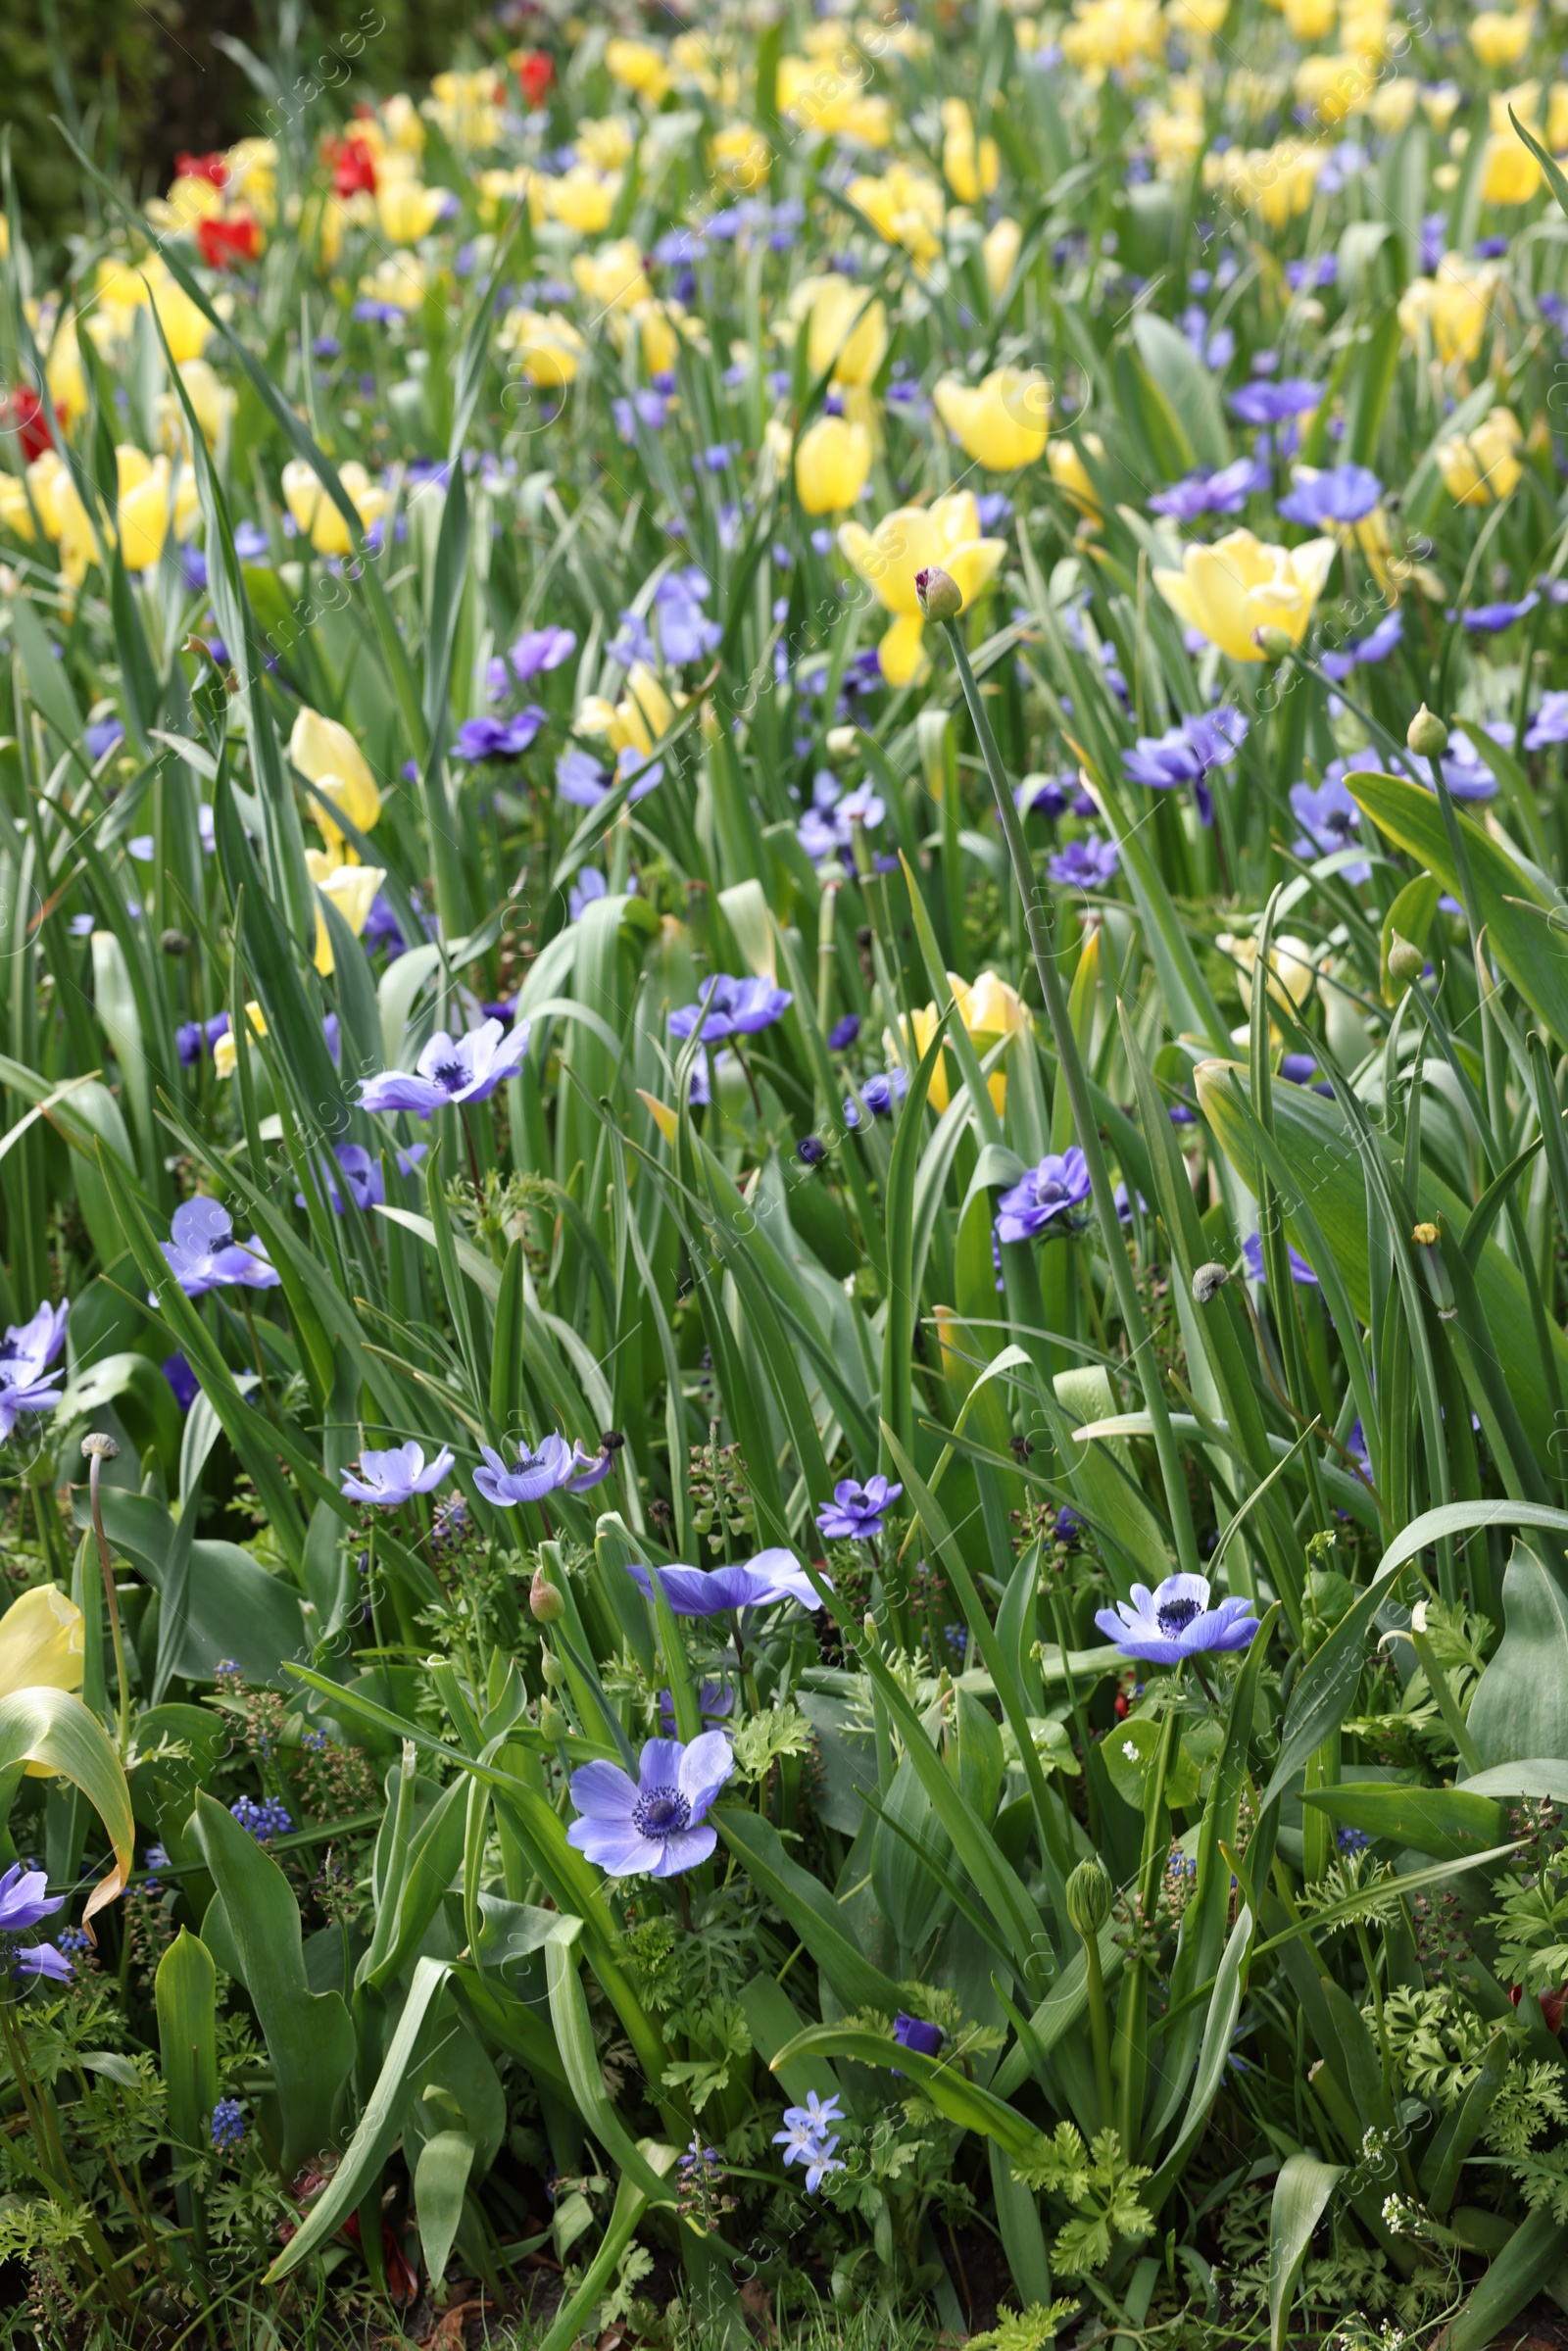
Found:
[773,2092,846,2191]
[358,1017,530,1116]
[229,1796,292,1843]
[211,2096,246,2151]
[155,1202,280,1301]
[1048,834,1120,889]
[1096,1573,1259,1665]
[1231,377,1322,426]
[1277,464,1382,527]
[669,976,793,1043]
[827,1014,861,1052]
[1289,779,1369,883]
[1242,1232,1319,1288]
[1337,1826,1372,1856]
[893,2014,944,2058]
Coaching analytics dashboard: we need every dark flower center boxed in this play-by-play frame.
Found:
[1156,1596,1202,1637]
[432,1058,468,1094]
[633,1786,691,1838]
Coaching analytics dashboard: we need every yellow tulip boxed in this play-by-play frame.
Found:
[1435,407,1523,505]
[801,275,888,386]
[1284,0,1337,37]
[116,453,172,571]
[1396,254,1496,364]
[577,116,636,171]
[307,853,386,976]
[424,70,503,149]
[982,217,1022,299]
[214,1002,267,1079]
[1470,9,1534,67]
[96,261,211,366]
[280,458,387,557]
[571,239,650,313]
[1423,82,1461,128]
[1047,433,1106,519]
[1153,528,1337,661]
[501,308,586,389]
[606,37,672,101]
[712,123,770,187]
[0,474,34,542]
[225,137,278,223]
[1369,76,1420,132]
[545,166,620,234]
[380,93,427,154]
[1549,79,1568,150]
[795,416,873,514]
[376,177,450,245]
[895,971,1026,1112]
[941,99,1001,203]
[44,319,86,422]
[0,1586,85,1773]
[358,253,426,314]
[1061,0,1166,76]
[1481,131,1542,202]
[1216,930,1320,1013]
[934,368,1050,470]
[289,709,381,856]
[25,451,73,542]
[159,358,233,454]
[838,492,1006,685]
[777,55,893,145]
[847,164,945,270]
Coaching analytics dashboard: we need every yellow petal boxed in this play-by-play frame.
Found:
[878,612,929,687]
[0,1587,84,1700]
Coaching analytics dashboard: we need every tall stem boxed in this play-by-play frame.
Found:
[83,1441,130,1758]
[936,615,1202,1580]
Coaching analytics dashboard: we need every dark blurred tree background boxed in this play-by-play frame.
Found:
[0,0,494,243]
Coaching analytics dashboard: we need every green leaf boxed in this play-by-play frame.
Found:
[1348,769,1568,1047]
[1444,2203,1568,2351]
[536,2142,680,2351]
[155,1930,218,2247]
[771,2024,1040,2158]
[1267,2154,1343,2351]
[1467,1542,1568,1769]
[192,1789,355,2179]
[716,1809,908,2013]
[1301,1783,1503,1858]
[266,1956,452,2281]
[414,2129,476,2293]
[543,1920,683,2209]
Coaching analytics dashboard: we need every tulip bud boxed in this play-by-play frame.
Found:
[1252,624,1294,661]
[1406,704,1449,758]
[539,1696,567,1742]
[529,1566,564,1623]
[825,725,860,759]
[914,565,963,622]
[1065,1856,1112,1939]
[1387,932,1426,988]
[539,1643,563,1686]
[1192,1261,1230,1304]
[80,1432,120,1461]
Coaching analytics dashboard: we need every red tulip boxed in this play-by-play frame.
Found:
[1510,1983,1568,2034]
[5,387,52,463]
[328,134,377,198]
[196,214,262,270]
[340,2212,419,2303]
[175,151,228,187]
[515,48,554,109]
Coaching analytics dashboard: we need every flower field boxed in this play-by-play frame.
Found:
[7,0,1568,2342]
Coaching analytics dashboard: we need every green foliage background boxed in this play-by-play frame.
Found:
[0,0,487,243]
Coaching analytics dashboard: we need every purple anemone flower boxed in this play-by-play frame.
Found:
[659,1679,736,1733]
[1230,377,1322,426]
[996,1149,1093,1244]
[472,1434,576,1505]
[1241,1232,1319,1287]
[1525,691,1568,749]
[626,1549,826,1617]
[1288,779,1370,883]
[1455,592,1538,635]
[655,568,722,664]
[1149,457,1267,520]
[1048,834,1120,889]
[0,1862,70,1982]
[669,975,793,1043]
[162,1352,199,1410]
[1122,709,1248,824]
[566,1731,735,1877]
[827,1013,861,1051]
[1277,464,1382,526]
[557,746,612,807]
[893,2013,944,2058]
[156,1200,280,1298]
[1096,1572,1259,1663]
[843,1068,907,1127]
[358,1017,531,1116]
[294,1141,425,1214]
[508,625,576,681]
[453,709,549,762]
[816,1475,902,1542]
[340,1441,455,1506]
[1319,606,1402,683]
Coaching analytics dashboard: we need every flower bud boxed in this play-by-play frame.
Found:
[861,1611,878,1652]
[1192,1261,1230,1304]
[539,1643,563,1687]
[914,565,963,622]
[1252,624,1294,661]
[539,1696,567,1742]
[1386,932,1425,988]
[1065,1855,1112,1939]
[1406,704,1449,758]
[529,1566,564,1623]
[160,928,190,957]
[1411,1220,1439,1247]
[825,725,860,759]
[80,1433,120,1461]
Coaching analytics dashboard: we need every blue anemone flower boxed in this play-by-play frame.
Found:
[566,1732,734,1877]
[1096,1573,1259,1664]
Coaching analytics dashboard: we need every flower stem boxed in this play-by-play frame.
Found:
[935,617,1202,1582]
[1080,1922,1115,2133]
[86,1449,131,1758]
